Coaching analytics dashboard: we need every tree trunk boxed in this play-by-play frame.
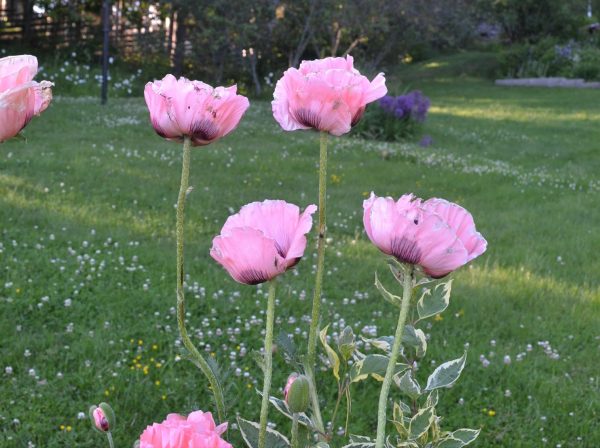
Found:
[173,9,187,76]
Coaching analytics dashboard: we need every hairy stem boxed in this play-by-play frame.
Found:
[306,131,328,434]
[176,136,226,423]
[106,432,114,448]
[375,266,414,448]
[258,280,277,448]
[291,413,300,448]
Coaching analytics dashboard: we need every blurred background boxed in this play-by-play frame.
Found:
[1,0,599,97]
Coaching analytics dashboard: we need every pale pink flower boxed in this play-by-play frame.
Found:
[139,411,230,448]
[0,55,52,143]
[363,193,486,278]
[144,74,249,146]
[272,55,387,136]
[211,200,317,285]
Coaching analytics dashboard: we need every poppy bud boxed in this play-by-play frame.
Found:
[284,374,310,413]
[89,402,115,433]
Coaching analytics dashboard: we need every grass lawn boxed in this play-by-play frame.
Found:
[1,55,599,447]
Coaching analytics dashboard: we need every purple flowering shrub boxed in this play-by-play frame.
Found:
[354,90,430,141]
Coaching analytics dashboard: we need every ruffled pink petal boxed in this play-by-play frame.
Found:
[415,213,469,278]
[286,203,317,265]
[0,55,38,91]
[221,200,315,267]
[0,82,35,142]
[363,195,405,255]
[422,198,487,262]
[144,80,183,140]
[364,72,388,104]
[272,68,311,132]
[210,227,286,285]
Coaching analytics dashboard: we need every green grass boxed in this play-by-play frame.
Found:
[1,55,599,447]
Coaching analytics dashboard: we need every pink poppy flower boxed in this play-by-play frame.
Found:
[144,74,249,146]
[92,407,110,432]
[210,200,317,285]
[0,55,53,143]
[272,55,387,136]
[139,410,230,448]
[363,193,486,278]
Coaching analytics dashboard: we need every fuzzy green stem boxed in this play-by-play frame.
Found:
[375,266,414,448]
[176,136,226,423]
[258,280,277,448]
[305,131,328,434]
[106,432,114,448]
[291,413,300,448]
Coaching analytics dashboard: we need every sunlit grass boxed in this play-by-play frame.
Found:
[1,56,599,447]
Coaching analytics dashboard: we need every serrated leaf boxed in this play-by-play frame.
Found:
[265,394,313,428]
[237,417,290,448]
[349,435,373,443]
[319,325,340,380]
[402,326,428,358]
[392,403,408,438]
[425,352,467,391]
[437,429,481,447]
[408,407,435,441]
[417,280,452,320]
[341,443,375,448]
[250,350,265,373]
[361,336,394,352]
[338,326,356,361]
[350,354,409,383]
[375,272,402,308]
[394,370,421,399]
[425,390,439,408]
[276,332,297,363]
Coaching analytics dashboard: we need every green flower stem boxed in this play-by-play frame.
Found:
[375,266,414,448]
[176,136,226,423]
[306,131,328,434]
[258,280,278,448]
[106,432,114,448]
[291,413,300,448]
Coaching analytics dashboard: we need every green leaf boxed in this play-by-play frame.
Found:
[417,280,452,320]
[392,403,409,438]
[349,435,373,444]
[338,326,356,361]
[319,325,340,380]
[237,417,290,448]
[425,352,467,391]
[408,407,435,441]
[265,394,314,428]
[394,370,421,399]
[350,354,409,383]
[437,429,481,447]
[375,272,402,308]
[276,331,297,363]
[341,443,375,448]
[425,390,439,408]
[250,350,265,373]
[361,336,394,352]
[402,326,428,358]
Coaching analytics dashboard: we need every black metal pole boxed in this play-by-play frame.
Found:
[101,0,110,105]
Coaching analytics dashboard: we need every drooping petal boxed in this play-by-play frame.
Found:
[144,80,183,140]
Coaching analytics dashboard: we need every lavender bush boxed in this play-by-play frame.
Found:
[354,91,430,142]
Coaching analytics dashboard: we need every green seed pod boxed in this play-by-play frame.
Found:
[285,374,310,413]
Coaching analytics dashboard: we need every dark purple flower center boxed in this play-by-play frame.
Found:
[390,237,421,265]
[190,119,219,143]
[293,108,322,129]
[238,268,270,285]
